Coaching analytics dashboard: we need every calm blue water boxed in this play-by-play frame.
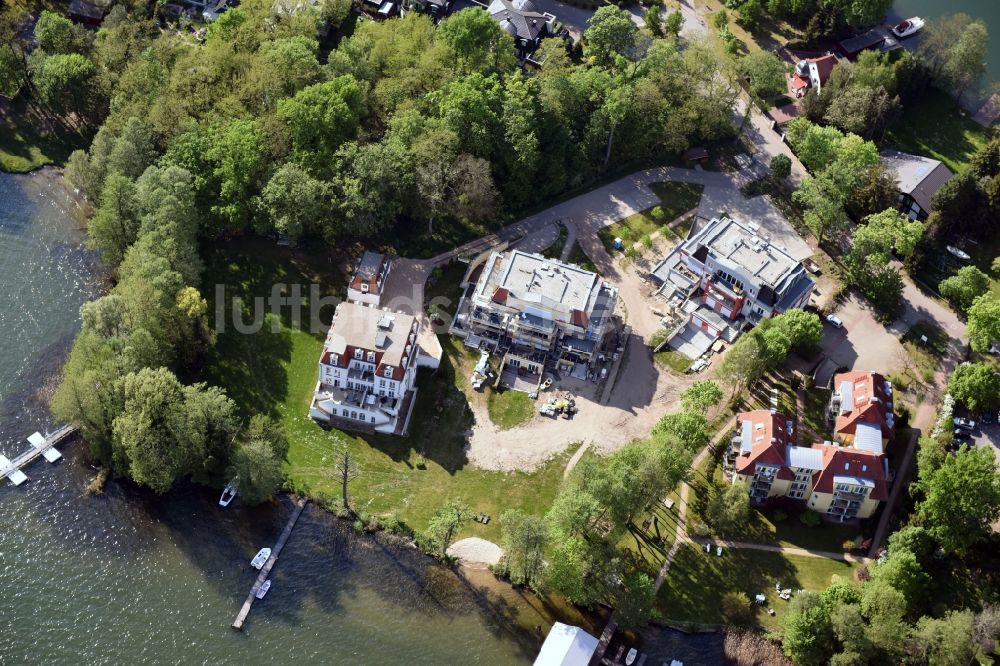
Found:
[890,0,1000,105]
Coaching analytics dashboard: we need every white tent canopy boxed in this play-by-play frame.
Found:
[533,623,599,666]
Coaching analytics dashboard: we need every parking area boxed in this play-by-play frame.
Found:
[818,293,908,376]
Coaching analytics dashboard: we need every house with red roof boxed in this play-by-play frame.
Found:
[829,371,895,450]
[732,402,890,521]
[804,442,889,521]
[347,251,392,307]
[310,302,432,435]
[791,54,838,98]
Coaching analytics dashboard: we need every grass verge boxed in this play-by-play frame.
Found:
[598,182,703,253]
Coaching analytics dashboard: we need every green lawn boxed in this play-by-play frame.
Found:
[654,349,692,374]
[0,98,89,173]
[897,319,949,385]
[202,237,569,542]
[598,182,704,253]
[658,544,856,631]
[487,387,535,429]
[566,241,597,272]
[542,223,569,260]
[887,89,992,174]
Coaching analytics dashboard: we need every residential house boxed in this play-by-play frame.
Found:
[347,251,392,307]
[651,216,815,359]
[805,443,889,521]
[310,302,428,435]
[406,0,454,19]
[880,149,954,220]
[828,371,895,450]
[451,249,619,378]
[791,54,838,97]
[732,408,889,521]
[487,0,558,60]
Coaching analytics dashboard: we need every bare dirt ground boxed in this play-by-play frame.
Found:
[464,335,699,471]
[447,537,504,565]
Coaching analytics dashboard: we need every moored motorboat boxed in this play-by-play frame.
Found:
[255,579,272,599]
[219,480,238,507]
[251,548,271,569]
[891,17,924,39]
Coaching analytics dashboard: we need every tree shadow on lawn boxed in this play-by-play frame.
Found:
[657,544,801,627]
[354,338,474,474]
[201,236,349,418]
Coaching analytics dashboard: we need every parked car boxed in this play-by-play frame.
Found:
[953,428,971,442]
[825,314,844,328]
[954,417,977,431]
[982,412,995,425]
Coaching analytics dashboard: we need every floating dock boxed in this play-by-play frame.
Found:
[232,497,308,631]
[0,425,75,487]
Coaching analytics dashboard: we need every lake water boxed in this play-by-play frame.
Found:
[890,0,1000,104]
[0,170,724,665]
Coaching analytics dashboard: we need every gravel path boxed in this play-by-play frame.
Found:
[447,537,504,565]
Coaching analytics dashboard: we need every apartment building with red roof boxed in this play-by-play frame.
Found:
[732,399,892,521]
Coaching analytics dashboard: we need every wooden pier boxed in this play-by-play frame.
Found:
[232,497,308,631]
[0,425,76,486]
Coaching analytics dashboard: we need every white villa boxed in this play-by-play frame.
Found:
[310,302,436,435]
[651,215,815,359]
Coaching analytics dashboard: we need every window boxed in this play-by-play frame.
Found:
[379,379,386,387]
[371,416,376,423]
[361,283,369,293]
[367,351,376,363]
[354,349,362,360]
[384,366,393,378]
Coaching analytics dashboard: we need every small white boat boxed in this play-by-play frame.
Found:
[625,647,638,665]
[255,579,272,599]
[219,480,238,507]
[946,245,971,261]
[251,548,271,570]
[891,16,924,39]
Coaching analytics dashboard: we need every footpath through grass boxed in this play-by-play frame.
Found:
[202,237,568,542]
[886,89,992,174]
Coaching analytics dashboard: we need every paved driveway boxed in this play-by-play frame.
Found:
[820,293,907,375]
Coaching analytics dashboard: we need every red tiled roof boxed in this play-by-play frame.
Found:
[810,54,838,85]
[734,410,793,475]
[791,74,809,90]
[811,443,888,501]
[833,371,894,439]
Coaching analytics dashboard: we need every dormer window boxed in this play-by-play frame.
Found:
[383,366,393,378]
[330,354,339,365]
[354,349,362,360]
[361,283,369,293]
[367,351,376,363]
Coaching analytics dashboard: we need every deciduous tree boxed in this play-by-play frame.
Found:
[948,362,1000,412]
[939,266,991,312]
[917,445,1000,555]
[499,509,549,590]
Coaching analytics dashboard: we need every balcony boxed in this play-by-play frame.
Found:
[348,368,375,384]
